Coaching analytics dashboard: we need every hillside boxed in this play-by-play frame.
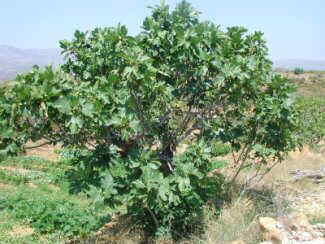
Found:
[1,45,325,83]
[273,59,325,71]
[0,45,62,82]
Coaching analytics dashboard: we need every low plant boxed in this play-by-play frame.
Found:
[2,187,109,238]
[295,96,325,147]
[294,67,304,75]
[60,141,228,238]
[0,170,26,185]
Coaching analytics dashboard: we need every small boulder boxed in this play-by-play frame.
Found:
[259,217,278,231]
[313,223,325,235]
[230,240,245,244]
[259,217,285,243]
[286,212,313,232]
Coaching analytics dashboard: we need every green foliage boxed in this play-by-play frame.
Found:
[295,96,325,147]
[58,146,110,194]
[0,0,301,238]
[0,170,27,185]
[294,67,304,75]
[1,187,109,238]
[0,156,110,242]
[0,156,68,185]
[63,141,227,238]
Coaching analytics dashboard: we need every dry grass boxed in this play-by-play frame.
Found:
[258,146,325,217]
[196,145,325,243]
[8,225,34,238]
[279,71,325,97]
[297,82,325,97]
[0,183,15,190]
[71,217,148,244]
[24,140,59,161]
[264,147,325,185]
[201,197,262,244]
[0,166,31,174]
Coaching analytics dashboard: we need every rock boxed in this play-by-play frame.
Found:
[259,217,285,243]
[230,240,245,244]
[286,212,313,232]
[313,231,324,238]
[313,223,325,234]
[284,212,325,241]
[259,217,279,232]
[258,214,325,243]
[298,231,313,241]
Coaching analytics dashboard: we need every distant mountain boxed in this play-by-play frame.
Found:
[273,59,325,71]
[1,44,325,83]
[0,45,63,82]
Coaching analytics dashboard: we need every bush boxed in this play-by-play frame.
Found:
[0,0,300,238]
[295,96,325,147]
[294,67,304,75]
[2,188,109,237]
[81,140,228,238]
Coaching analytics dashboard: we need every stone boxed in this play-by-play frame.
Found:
[313,231,324,238]
[259,217,278,232]
[259,217,285,243]
[298,231,313,241]
[257,213,325,244]
[230,240,245,244]
[286,212,313,232]
[313,223,325,234]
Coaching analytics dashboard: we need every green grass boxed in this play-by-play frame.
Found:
[0,156,110,243]
[310,216,325,225]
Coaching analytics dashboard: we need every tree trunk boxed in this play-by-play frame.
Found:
[159,142,175,176]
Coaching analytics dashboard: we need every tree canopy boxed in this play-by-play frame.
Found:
[0,1,300,237]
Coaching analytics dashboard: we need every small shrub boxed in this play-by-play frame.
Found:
[294,67,304,75]
[295,96,325,147]
[0,170,27,185]
[67,141,228,238]
[3,188,109,238]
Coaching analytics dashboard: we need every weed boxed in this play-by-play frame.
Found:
[310,216,325,225]
[296,96,325,147]
[3,186,110,238]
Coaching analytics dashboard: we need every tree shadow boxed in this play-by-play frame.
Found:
[230,182,292,218]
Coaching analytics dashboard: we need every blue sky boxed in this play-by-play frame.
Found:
[1,0,324,60]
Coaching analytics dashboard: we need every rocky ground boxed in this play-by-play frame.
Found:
[231,150,325,244]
